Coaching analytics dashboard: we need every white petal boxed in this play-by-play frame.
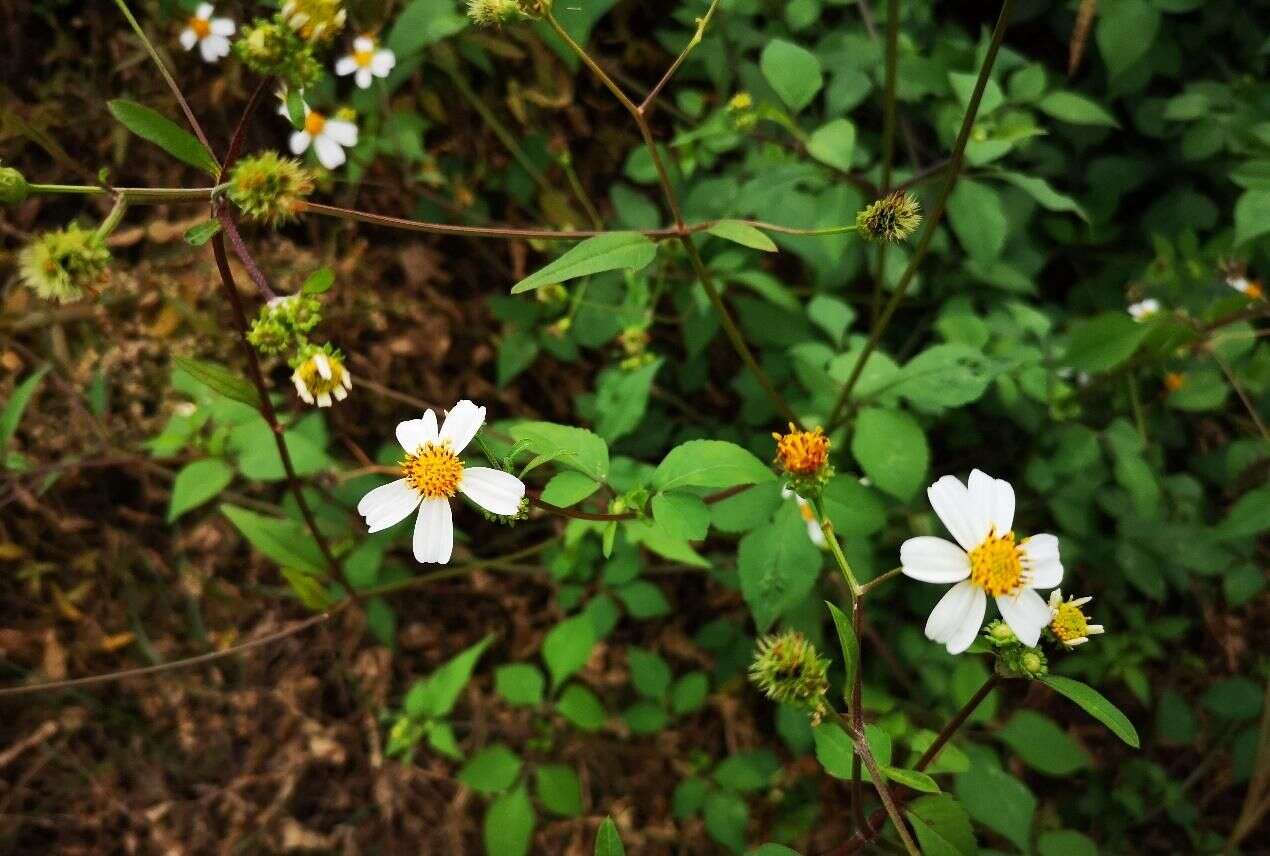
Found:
[459,467,525,516]
[900,536,972,583]
[358,478,421,533]
[371,49,396,76]
[355,67,373,89]
[289,130,312,155]
[196,3,214,19]
[438,400,485,453]
[806,518,826,547]
[313,135,346,169]
[211,17,235,36]
[180,28,198,50]
[1021,533,1063,590]
[396,411,439,454]
[996,588,1051,647]
[354,35,375,53]
[968,468,1015,535]
[199,36,221,62]
[322,119,359,147]
[925,581,985,654]
[335,56,358,76]
[927,475,990,552]
[314,353,332,380]
[413,498,454,564]
[317,392,332,408]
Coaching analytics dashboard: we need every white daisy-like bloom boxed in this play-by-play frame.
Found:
[782,486,826,548]
[179,3,235,63]
[1226,275,1263,299]
[279,101,358,170]
[356,401,526,564]
[1127,298,1161,321]
[291,350,352,408]
[335,35,396,89]
[900,469,1063,654]
[1047,590,1105,648]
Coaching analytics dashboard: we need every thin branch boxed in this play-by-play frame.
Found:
[1207,345,1269,441]
[834,710,921,856]
[870,0,901,325]
[638,0,722,115]
[827,0,1015,430]
[219,209,278,300]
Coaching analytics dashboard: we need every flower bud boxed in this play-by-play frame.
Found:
[290,342,352,408]
[1019,649,1047,677]
[855,191,922,243]
[248,293,322,355]
[280,0,347,42]
[1046,590,1105,649]
[985,619,1017,648]
[727,92,757,131]
[0,165,28,205]
[18,224,111,303]
[228,151,314,227]
[749,630,831,720]
[235,17,322,90]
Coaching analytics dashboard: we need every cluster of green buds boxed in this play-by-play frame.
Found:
[228,151,315,226]
[280,0,347,42]
[235,16,322,90]
[618,325,655,370]
[749,630,831,723]
[18,223,111,303]
[983,620,1049,679]
[466,0,549,26]
[247,293,322,354]
[727,92,758,132]
[0,162,28,205]
[855,191,922,243]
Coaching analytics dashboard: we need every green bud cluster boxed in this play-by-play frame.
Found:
[856,191,922,243]
[749,630,831,721]
[727,92,758,132]
[478,495,531,525]
[982,620,1049,679]
[228,152,314,227]
[235,16,322,90]
[18,224,111,303]
[466,0,543,26]
[0,164,29,205]
[248,293,322,355]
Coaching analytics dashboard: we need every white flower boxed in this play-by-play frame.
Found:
[356,401,526,564]
[1127,298,1160,321]
[335,36,396,89]
[1226,275,1263,299]
[279,100,358,170]
[180,3,235,63]
[1047,589,1105,648]
[782,486,826,548]
[291,349,352,408]
[900,469,1063,654]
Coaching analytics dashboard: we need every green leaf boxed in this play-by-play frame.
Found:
[387,0,468,56]
[540,470,601,508]
[737,503,822,631]
[616,580,672,618]
[1234,189,1270,246]
[1039,675,1140,747]
[670,672,709,715]
[107,99,218,175]
[955,762,1035,851]
[627,647,673,699]
[746,846,802,856]
[947,179,1007,264]
[594,817,626,856]
[850,407,929,501]
[167,458,234,522]
[459,744,523,794]
[483,784,535,856]
[707,220,779,253]
[1064,312,1149,373]
[593,359,661,442]
[0,366,49,456]
[183,219,222,246]
[906,795,976,856]
[949,71,1004,115]
[536,764,583,817]
[404,634,494,718]
[173,357,260,409]
[1096,0,1160,78]
[651,492,711,541]
[302,267,335,295]
[651,440,775,493]
[894,344,997,409]
[812,721,855,779]
[624,700,669,734]
[281,567,335,610]
[495,663,545,707]
[511,422,610,482]
[883,766,940,793]
[1038,91,1119,127]
[994,171,1089,221]
[825,601,859,699]
[511,233,657,294]
[713,750,779,793]
[1038,830,1098,856]
[997,710,1090,775]
[820,476,886,537]
[220,504,327,576]
[542,614,596,688]
[760,39,823,113]
[806,119,856,173]
[703,790,749,854]
[557,683,606,731]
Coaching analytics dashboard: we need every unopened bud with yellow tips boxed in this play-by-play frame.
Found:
[290,342,352,407]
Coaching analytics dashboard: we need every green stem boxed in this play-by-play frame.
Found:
[833,709,922,856]
[94,196,129,240]
[637,0,722,115]
[870,0,900,325]
[827,0,1015,430]
[858,567,903,597]
[813,498,862,596]
[27,183,226,202]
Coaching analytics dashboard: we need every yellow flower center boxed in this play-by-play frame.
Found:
[1164,372,1185,392]
[189,16,211,38]
[1246,280,1263,299]
[400,441,463,499]
[1050,602,1090,643]
[354,48,374,67]
[304,111,327,136]
[773,424,829,476]
[296,357,346,396]
[968,531,1023,596]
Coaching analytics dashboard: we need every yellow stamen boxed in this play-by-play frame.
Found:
[968,531,1023,597]
[1246,280,1263,299]
[354,49,374,67]
[773,424,830,476]
[401,441,463,499]
[1050,601,1090,644]
[189,16,211,38]
[1164,372,1185,393]
[304,111,327,136]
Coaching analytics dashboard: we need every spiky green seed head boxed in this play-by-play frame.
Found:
[228,152,314,227]
[856,191,922,243]
[18,224,111,303]
[467,0,524,26]
[749,630,831,720]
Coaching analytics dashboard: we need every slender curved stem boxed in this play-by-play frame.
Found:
[834,710,921,856]
[638,0,722,115]
[828,0,1015,430]
[27,184,226,201]
[857,566,904,597]
[870,0,901,325]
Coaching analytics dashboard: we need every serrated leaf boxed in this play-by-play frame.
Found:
[1064,312,1149,373]
[542,613,596,688]
[511,233,657,294]
[707,219,778,252]
[511,422,609,482]
[483,784,535,856]
[173,357,261,409]
[107,99,218,175]
[883,766,940,793]
[540,470,601,507]
[850,407,929,501]
[651,440,775,493]
[738,503,822,631]
[1040,675,1140,747]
